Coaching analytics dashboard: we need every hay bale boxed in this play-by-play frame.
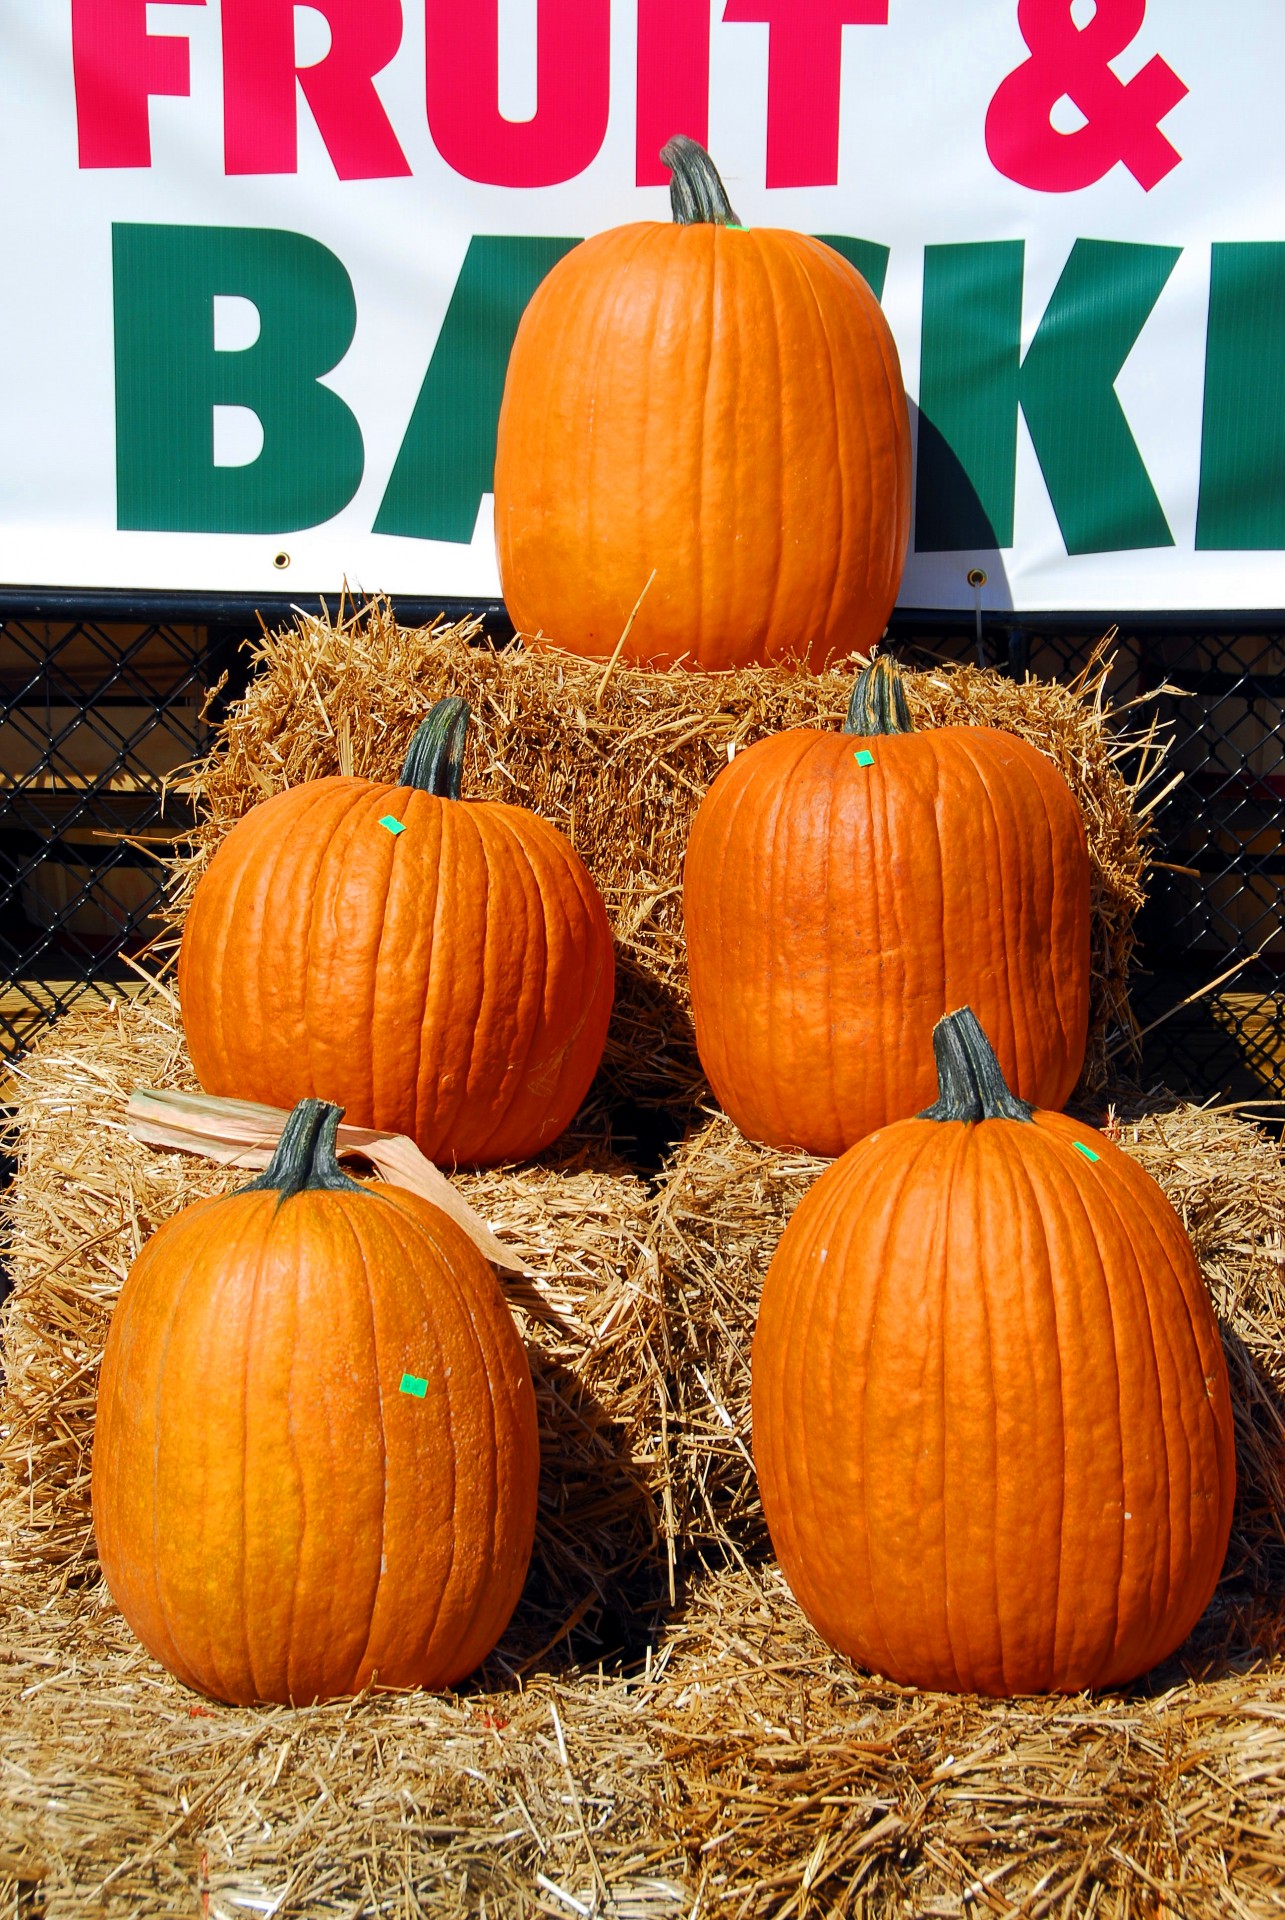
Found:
[656,1099,1285,1669]
[166,603,1163,1103]
[1110,1096,1285,1661]
[0,995,674,1663]
[5,1545,1285,1919]
[4,988,1285,1914]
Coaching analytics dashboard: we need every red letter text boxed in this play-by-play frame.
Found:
[721,0,888,187]
[71,0,205,169]
[425,0,610,188]
[222,0,411,179]
[636,0,710,186]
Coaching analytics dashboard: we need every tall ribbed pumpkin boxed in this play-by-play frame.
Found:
[682,656,1090,1155]
[92,1100,540,1704]
[752,1010,1236,1696]
[178,698,614,1168]
[494,136,911,671]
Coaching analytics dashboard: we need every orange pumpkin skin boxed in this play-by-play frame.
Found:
[494,141,910,672]
[682,665,1090,1155]
[752,1013,1236,1696]
[92,1103,539,1705]
[178,703,614,1169]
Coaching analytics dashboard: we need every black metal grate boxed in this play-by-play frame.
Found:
[0,617,245,1056]
[1128,628,1285,1107]
[2,606,1284,1105]
[905,619,1285,1107]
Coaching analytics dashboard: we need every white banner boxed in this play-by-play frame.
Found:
[1,0,1283,614]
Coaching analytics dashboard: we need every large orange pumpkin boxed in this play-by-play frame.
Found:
[179,698,614,1168]
[92,1099,540,1704]
[752,1009,1236,1696]
[682,655,1091,1155]
[494,136,911,671]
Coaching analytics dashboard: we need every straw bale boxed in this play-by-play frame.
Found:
[5,991,1285,1914]
[641,1096,1285,1652]
[0,996,670,1659]
[1106,1094,1285,1664]
[3,1526,1285,1917]
[165,602,1165,1105]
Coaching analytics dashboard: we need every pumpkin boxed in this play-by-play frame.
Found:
[752,1008,1236,1696]
[178,697,614,1168]
[493,136,911,672]
[682,655,1091,1155]
[92,1098,540,1705]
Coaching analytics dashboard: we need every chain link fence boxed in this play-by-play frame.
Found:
[0,615,246,1056]
[2,605,1283,1104]
[1115,627,1285,1108]
[917,619,1285,1106]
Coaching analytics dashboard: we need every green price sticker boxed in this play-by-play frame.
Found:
[1072,1141,1100,1163]
[854,749,875,768]
[399,1373,428,1398]
[380,815,406,836]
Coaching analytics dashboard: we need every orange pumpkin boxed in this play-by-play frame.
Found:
[682,655,1091,1155]
[92,1099,540,1704]
[178,698,614,1168]
[494,136,911,671]
[752,1009,1236,1696]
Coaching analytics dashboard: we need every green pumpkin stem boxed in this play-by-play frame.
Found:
[660,135,742,229]
[400,697,470,798]
[843,654,914,737]
[918,1010,1034,1124]
[242,1098,367,1200]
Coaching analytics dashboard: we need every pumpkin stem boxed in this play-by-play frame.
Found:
[660,135,742,229]
[242,1098,367,1201]
[918,1009,1035,1124]
[843,654,914,737]
[400,697,470,798]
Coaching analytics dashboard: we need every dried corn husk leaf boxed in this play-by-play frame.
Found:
[125,1085,529,1275]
